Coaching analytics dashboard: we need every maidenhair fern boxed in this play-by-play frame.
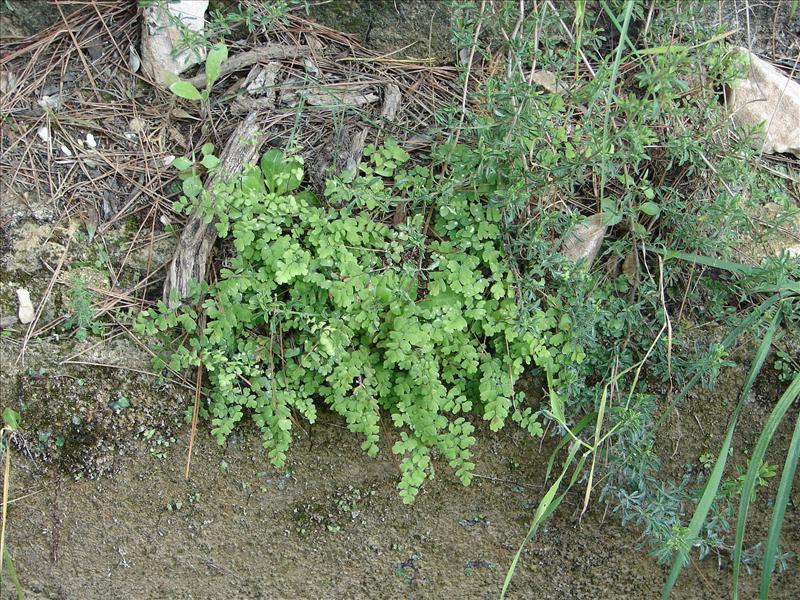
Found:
[137,141,584,502]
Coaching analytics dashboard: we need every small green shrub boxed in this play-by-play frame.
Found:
[137,141,587,502]
[64,275,101,341]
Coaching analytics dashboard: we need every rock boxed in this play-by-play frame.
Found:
[128,117,147,134]
[16,287,35,323]
[140,0,209,86]
[728,48,800,157]
[0,70,17,95]
[0,0,72,38]
[309,0,453,61]
[561,214,607,268]
[531,70,567,95]
[0,315,18,329]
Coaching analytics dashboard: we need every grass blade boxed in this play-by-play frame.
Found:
[544,411,595,482]
[760,411,800,599]
[660,309,781,599]
[500,441,582,598]
[598,0,635,204]
[2,547,24,600]
[581,387,608,517]
[646,246,758,276]
[732,371,800,599]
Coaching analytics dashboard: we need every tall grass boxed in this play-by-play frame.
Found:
[660,308,782,598]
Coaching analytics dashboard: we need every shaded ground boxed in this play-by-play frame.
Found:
[1,333,798,599]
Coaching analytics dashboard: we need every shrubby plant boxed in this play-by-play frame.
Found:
[139,0,799,594]
[137,140,588,502]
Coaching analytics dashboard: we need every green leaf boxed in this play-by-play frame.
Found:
[204,42,228,89]
[600,198,622,226]
[655,293,783,428]
[732,370,800,599]
[760,410,800,599]
[647,246,758,276]
[241,165,265,194]
[546,369,565,424]
[171,156,192,171]
[2,407,20,430]
[639,201,660,216]
[201,154,220,169]
[260,148,284,192]
[112,396,131,411]
[501,442,583,598]
[170,81,202,101]
[201,142,215,156]
[182,174,203,198]
[661,309,781,599]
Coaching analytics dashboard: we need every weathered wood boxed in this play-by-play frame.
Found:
[163,111,264,305]
[344,83,402,172]
[187,44,310,89]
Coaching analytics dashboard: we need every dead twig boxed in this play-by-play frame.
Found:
[187,44,311,89]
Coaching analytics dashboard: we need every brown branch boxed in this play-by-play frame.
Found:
[162,111,265,304]
[187,44,311,89]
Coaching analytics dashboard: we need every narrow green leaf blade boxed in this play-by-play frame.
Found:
[204,42,228,89]
[646,245,758,276]
[760,411,800,599]
[655,293,783,429]
[732,370,800,598]
[661,309,781,600]
[501,442,581,599]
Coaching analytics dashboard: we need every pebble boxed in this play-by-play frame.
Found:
[16,288,35,324]
[128,117,146,134]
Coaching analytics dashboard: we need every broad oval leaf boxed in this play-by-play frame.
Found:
[171,156,193,171]
[201,154,220,170]
[260,148,284,192]
[170,80,202,101]
[639,201,660,216]
[182,174,203,198]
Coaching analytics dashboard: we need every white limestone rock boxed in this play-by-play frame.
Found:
[140,0,209,86]
[16,288,35,324]
[728,48,800,157]
[561,214,607,268]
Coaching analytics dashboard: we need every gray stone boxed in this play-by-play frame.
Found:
[0,0,69,39]
[309,0,454,61]
[728,47,800,157]
[140,0,209,86]
[561,214,607,268]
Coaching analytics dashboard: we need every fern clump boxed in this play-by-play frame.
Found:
[138,141,582,502]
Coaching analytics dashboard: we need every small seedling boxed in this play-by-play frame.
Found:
[169,43,228,103]
[111,396,130,412]
[1,409,19,431]
[699,453,714,470]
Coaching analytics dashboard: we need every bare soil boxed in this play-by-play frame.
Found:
[1,336,798,599]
